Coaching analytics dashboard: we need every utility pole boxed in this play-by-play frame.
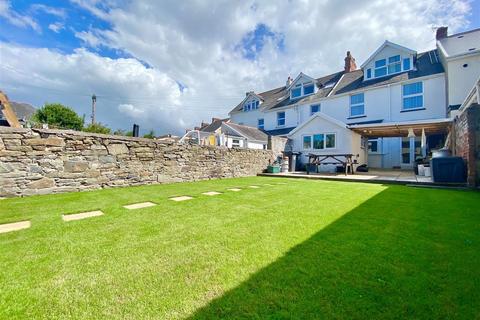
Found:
[91,94,97,125]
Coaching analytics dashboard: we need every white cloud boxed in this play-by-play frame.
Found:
[74,30,103,47]
[0,0,40,32]
[0,44,185,134]
[0,0,473,135]
[48,22,65,33]
[30,4,67,19]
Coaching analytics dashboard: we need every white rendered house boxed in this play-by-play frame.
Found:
[228,27,480,169]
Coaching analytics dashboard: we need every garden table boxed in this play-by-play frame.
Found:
[307,153,355,176]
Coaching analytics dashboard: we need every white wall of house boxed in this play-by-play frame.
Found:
[362,44,415,81]
[247,141,266,149]
[242,74,447,134]
[443,55,480,107]
[225,136,245,148]
[288,115,367,168]
[230,109,261,128]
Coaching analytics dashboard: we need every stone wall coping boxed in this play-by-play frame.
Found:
[0,126,177,144]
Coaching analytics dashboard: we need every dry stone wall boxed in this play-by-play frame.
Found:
[0,127,275,197]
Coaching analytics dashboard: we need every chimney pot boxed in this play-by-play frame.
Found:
[286,76,293,87]
[344,51,357,73]
[436,26,448,40]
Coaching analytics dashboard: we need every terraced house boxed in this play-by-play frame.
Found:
[229,27,480,170]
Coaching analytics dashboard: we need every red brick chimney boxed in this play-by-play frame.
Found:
[436,26,448,40]
[344,51,357,73]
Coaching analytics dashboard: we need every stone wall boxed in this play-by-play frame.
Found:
[0,127,275,197]
[453,103,480,187]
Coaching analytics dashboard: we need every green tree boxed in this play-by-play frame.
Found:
[143,130,155,139]
[83,122,111,134]
[113,129,133,136]
[33,103,84,130]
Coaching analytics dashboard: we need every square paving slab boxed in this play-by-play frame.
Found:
[123,202,157,210]
[202,191,221,196]
[62,210,104,222]
[227,188,242,192]
[0,220,31,234]
[170,196,193,202]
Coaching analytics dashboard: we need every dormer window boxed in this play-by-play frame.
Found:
[303,82,314,95]
[291,84,302,98]
[388,55,401,74]
[374,55,403,78]
[243,99,259,112]
[374,59,387,77]
[290,81,315,99]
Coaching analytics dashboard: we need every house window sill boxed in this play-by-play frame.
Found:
[348,115,367,119]
[400,107,426,113]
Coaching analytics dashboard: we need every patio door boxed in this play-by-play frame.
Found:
[400,137,421,169]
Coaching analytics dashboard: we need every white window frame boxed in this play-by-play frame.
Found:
[290,81,316,99]
[303,132,336,150]
[349,93,365,118]
[402,81,424,111]
[324,132,336,149]
[302,135,312,150]
[310,104,320,116]
[257,118,264,130]
[368,138,380,153]
[387,55,401,74]
[374,59,387,78]
[277,111,286,127]
[231,139,241,148]
[243,99,259,112]
[373,55,404,79]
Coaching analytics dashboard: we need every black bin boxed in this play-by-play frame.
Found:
[430,157,466,183]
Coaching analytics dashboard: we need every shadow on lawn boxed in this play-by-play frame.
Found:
[188,186,478,319]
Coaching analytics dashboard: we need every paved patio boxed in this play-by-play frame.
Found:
[259,169,434,185]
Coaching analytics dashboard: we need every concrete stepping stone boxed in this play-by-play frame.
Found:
[0,221,31,234]
[170,196,193,202]
[202,191,222,196]
[62,210,104,222]
[123,202,156,210]
[249,185,260,189]
[227,188,242,192]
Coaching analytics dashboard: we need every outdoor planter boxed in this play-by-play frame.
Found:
[267,165,280,173]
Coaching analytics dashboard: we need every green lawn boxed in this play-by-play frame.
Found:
[0,177,479,319]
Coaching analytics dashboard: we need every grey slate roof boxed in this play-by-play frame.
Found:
[229,49,443,114]
[223,122,268,142]
[263,126,296,136]
[10,102,36,120]
[331,50,444,95]
[200,118,229,132]
[229,71,344,113]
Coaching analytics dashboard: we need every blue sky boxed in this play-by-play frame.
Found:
[0,0,477,134]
